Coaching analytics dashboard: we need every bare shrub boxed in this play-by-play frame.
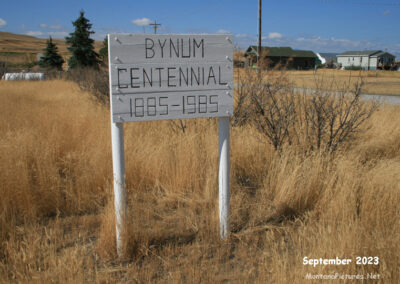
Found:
[168,119,187,134]
[234,68,297,149]
[233,49,245,68]
[41,68,64,80]
[232,69,256,126]
[233,68,378,152]
[65,67,109,104]
[299,75,379,152]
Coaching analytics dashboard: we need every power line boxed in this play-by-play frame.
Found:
[150,21,161,34]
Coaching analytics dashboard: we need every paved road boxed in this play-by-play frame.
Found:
[291,87,400,105]
[234,84,400,105]
[360,93,400,105]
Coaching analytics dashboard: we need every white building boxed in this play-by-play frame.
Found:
[337,50,396,70]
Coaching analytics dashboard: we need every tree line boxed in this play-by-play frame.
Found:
[39,10,107,70]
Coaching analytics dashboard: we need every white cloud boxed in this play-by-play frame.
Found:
[41,24,63,29]
[0,18,7,28]
[26,31,44,36]
[268,32,283,39]
[49,25,62,29]
[26,25,69,38]
[93,27,127,40]
[234,33,257,49]
[233,31,400,55]
[132,18,153,27]
[217,29,230,34]
[47,31,68,37]
[186,28,210,33]
[290,35,369,52]
[235,33,250,38]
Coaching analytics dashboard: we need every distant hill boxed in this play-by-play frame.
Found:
[0,31,102,54]
[0,31,102,68]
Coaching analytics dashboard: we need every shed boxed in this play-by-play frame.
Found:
[244,46,318,70]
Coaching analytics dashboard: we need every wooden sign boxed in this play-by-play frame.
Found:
[108,34,234,122]
[108,34,233,255]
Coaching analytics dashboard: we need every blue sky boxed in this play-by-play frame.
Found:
[0,0,399,56]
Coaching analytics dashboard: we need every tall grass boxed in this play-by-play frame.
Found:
[234,68,400,95]
[0,79,399,282]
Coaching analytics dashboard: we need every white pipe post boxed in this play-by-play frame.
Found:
[111,122,126,255]
[108,34,127,256]
[218,116,230,239]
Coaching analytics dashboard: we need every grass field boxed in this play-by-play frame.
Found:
[235,67,400,96]
[286,69,400,96]
[0,52,38,68]
[0,80,400,282]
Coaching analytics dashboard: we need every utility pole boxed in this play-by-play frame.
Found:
[150,21,161,34]
[258,0,262,68]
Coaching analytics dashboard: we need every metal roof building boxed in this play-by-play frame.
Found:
[337,50,396,70]
[245,46,318,70]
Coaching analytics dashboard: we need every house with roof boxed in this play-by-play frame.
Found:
[244,46,318,70]
[337,50,396,70]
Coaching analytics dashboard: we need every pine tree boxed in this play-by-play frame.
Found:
[66,10,99,69]
[38,37,64,70]
[99,36,108,63]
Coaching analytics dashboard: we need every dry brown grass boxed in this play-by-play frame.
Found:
[0,80,400,282]
[0,52,37,66]
[286,69,400,96]
[0,31,102,55]
[235,68,400,96]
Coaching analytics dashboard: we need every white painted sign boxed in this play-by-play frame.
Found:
[108,34,234,122]
[108,34,233,255]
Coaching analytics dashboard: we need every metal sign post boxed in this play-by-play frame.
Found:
[218,116,230,239]
[108,34,233,255]
[110,122,126,255]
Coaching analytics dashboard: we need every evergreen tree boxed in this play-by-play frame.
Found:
[38,37,64,70]
[99,36,108,63]
[66,10,99,68]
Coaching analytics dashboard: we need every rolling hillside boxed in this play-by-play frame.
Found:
[0,31,102,67]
